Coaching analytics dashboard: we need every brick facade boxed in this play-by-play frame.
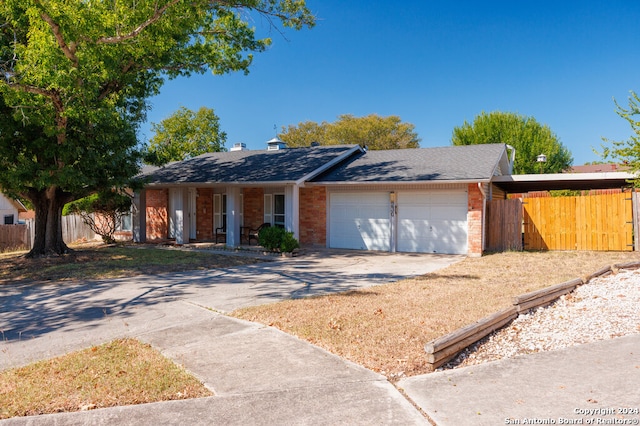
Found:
[467,183,484,257]
[142,184,484,255]
[299,186,327,247]
[196,188,213,240]
[243,188,264,229]
[146,189,168,240]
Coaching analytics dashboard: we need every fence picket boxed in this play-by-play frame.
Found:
[522,192,633,251]
[0,215,97,251]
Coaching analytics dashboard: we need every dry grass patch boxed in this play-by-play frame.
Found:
[0,339,212,419]
[232,251,638,379]
[0,244,262,284]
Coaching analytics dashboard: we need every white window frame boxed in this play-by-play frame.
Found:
[264,193,285,228]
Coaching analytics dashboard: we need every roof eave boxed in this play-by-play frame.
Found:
[488,144,511,177]
[142,180,298,188]
[306,178,491,186]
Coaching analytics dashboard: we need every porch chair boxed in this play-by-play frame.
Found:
[215,226,226,243]
[247,223,270,245]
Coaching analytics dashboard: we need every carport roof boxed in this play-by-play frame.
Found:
[309,144,511,183]
[137,145,362,185]
[491,171,637,193]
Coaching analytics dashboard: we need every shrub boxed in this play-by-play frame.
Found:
[258,226,300,253]
[65,191,131,244]
[258,226,284,251]
[280,231,300,253]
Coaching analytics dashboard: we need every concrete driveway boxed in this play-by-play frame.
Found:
[0,248,463,370]
[0,248,461,425]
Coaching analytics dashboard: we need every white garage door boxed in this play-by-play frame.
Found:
[329,192,391,251]
[397,191,468,254]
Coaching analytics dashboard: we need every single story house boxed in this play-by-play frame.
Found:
[133,141,514,256]
[0,192,27,225]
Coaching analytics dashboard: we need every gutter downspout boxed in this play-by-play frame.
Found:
[506,144,516,174]
[477,182,487,254]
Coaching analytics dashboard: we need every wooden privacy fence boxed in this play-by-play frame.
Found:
[0,224,30,251]
[486,192,636,252]
[0,215,97,251]
[60,214,97,244]
[523,192,634,251]
[485,198,523,251]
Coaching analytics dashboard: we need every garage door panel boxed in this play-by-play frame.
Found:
[330,190,469,255]
[431,205,467,220]
[397,191,468,255]
[330,193,391,251]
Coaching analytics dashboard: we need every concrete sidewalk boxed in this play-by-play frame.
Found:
[399,333,640,426]
[2,302,427,425]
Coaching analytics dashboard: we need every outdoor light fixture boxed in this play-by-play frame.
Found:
[537,154,547,174]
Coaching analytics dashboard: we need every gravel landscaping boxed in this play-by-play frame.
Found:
[443,267,640,369]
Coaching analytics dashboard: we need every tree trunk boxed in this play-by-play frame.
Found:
[27,186,74,257]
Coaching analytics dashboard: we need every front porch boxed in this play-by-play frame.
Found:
[132,185,325,248]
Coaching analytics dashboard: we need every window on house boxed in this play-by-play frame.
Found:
[214,193,227,230]
[221,194,227,229]
[273,194,285,228]
[264,193,285,228]
[117,213,132,231]
[4,214,14,225]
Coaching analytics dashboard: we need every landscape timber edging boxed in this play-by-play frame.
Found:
[423,261,640,370]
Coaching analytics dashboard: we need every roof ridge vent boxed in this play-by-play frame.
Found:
[230,142,248,151]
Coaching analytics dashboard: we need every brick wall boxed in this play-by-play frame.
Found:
[196,188,213,240]
[299,187,327,247]
[146,189,168,240]
[467,183,484,257]
[243,188,264,229]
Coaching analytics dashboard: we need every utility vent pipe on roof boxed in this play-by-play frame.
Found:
[267,137,287,151]
[230,142,248,152]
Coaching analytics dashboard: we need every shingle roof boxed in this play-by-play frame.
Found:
[138,145,360,185]
[310,144,509,183]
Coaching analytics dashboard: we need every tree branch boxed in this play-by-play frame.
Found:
[97,60,136,100]
[8,83,67,145]
[96,0,183,44]
[35,4,79,67]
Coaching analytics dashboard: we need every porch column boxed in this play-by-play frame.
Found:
[132,189,147,243]
[285,185,300,239]
[226,186,241,247]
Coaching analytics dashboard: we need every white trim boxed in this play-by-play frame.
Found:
[263,194,273,225]
[307,179,490,188]
[491,171,636,183]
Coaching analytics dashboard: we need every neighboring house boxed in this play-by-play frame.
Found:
[0,192,27,225]
[133,142,514,256]
[567,163,628,173]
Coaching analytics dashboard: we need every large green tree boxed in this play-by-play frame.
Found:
[0,0,314,256]
[601,91,640,186]
[144,106,227,166]
[280,114,421,150]
[452,111,573,174]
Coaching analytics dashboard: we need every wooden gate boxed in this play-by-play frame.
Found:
[523,192,634,251]
[486,199,523,251]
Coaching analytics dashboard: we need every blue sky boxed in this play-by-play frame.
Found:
[139,1,640,166]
